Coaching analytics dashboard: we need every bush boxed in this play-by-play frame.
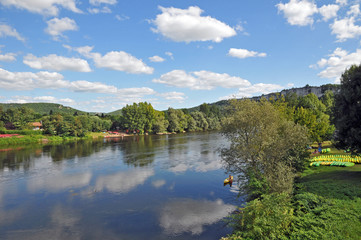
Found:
[229,193,293,240]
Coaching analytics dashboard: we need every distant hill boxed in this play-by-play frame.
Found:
[188,84,341,113]
[107,109,122,116]
[0,103,87,115]
[0,84,340,116]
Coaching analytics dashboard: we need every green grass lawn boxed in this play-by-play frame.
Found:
[300,164,361,199]
[291,164,361,239]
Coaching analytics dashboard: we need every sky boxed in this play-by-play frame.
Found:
[0,0,360,113]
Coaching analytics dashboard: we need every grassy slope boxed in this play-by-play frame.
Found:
[0,103,87,115]
[291,164,361,240]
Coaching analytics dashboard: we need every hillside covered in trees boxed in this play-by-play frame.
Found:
[0,85,336,146]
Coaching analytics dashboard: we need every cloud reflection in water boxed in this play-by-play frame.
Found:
[95,168,154,194]
[159,198,236,235]
[27,172,92,193]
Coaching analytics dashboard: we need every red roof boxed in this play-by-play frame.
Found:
[31,122,42,127]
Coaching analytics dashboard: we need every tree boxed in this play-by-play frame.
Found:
[199,103,210,117]
[334,64,361,154]
[167,108,180,132]
[1,107,35,130]
[221,99,309,199]
[152,111,168,133]
[321,90,335,116]
[121,102,156,133]
[190,111,208,131]
[282,93,335,143]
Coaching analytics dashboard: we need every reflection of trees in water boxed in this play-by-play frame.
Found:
[116,136,157,167]
[0,145,42,171]
[43,140,106,162]
[0,132,225,172]
[163,132,224,173]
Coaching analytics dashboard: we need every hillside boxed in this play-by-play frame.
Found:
[107,109,122,116]
[0,103,86,115]
[0,84,340,116]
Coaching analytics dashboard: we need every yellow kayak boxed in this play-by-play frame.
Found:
[224,176,233,184]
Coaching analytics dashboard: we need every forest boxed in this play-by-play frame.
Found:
[0,89,335,143]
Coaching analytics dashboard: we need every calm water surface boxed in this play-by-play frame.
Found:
[0,132,240,240]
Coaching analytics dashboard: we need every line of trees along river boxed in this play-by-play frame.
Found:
[0,91,335,143]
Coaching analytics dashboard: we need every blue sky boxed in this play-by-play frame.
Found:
[0,0,360,112]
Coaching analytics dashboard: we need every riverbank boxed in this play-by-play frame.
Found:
[0,133,94,147]
[221,145,361,240]
[290,164,361,239]
[0,130,183,148]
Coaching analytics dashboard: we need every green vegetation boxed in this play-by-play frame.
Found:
[221,66,361,240]
[0,100,224,145]
[333,64,361,154]
[0,102,86,115]
[221,99,309,199]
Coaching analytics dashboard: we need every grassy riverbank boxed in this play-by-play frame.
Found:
[290,164,361,239]
[222,146,361,240]
[0,131,97,146]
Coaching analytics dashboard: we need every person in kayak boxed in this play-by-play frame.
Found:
[228,175,233,187]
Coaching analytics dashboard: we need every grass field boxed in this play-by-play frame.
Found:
[291,162,361,239]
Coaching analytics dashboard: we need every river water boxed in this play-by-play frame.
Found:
[0,132,240,240]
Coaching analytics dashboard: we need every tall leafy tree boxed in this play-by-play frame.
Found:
[167,108,180,132]
[191,111,208,131]
[199,103,210,117]
[121,102,156,133]
[152,111,168,133]
[221,99,309,199]
[321,90,335,116]
[334,64,361,154]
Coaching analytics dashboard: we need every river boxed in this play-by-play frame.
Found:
[0,132,240,240]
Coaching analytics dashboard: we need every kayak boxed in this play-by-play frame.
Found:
[224,176,233,184]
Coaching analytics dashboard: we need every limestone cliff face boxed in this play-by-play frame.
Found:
[251,84,340,101]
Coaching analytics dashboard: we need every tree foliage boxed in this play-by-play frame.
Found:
[333,64,361,154]
[221,99,310,199]
[229,193,293,240]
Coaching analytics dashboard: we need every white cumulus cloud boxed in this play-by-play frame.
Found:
[0,52,16,61]
[313,47,361,83]
[336,0,347,6]
[158,92,186,101]
[70,80,118,93]
[149,55,165,62]
[45,17,78,40]
[221,83,285,100]
[0,67,120,93]
[319,4,339,22]
[0,0,82,16]
[153,70,251,90]
[165,51,174,60]
[277,0,318,26]
[88,6,111,14]
[228,48,267,59]
[67,45,153,74]
[32,96,74,104]
[117,87,156,97]
[151,6,236,43]
[0,23,25,42]
[330,16,361,42]
[90,0,117,5]
[347,4,360,16]
[23,54,91,72]
[91,51,154,74]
